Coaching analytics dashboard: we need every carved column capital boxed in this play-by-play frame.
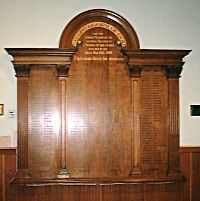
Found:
[56,64,71,77]
[165,63,184,78]
[127,65,142,78]
[14,64,31,77]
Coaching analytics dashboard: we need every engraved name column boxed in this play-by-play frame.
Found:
[14,64,30,178]
[56,64,71,178]
[166,64,183,175]
[128,65,142,176]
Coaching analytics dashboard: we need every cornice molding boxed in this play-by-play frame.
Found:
[120,49,191,78]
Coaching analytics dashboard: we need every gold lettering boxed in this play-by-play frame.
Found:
[74,56,124,61]
[72,22,126,47]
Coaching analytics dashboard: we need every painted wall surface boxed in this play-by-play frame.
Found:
[0,0,199,146]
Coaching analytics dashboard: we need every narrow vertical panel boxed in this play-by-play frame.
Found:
[14,185,27,201]
[4,150,16,200]
[60,79,67,169]
[164,183,182,201]
[33,186,44,201]
[57,76,70,178]
[25,186,35,201]
[108,61,131,177]
[140,69,168,176]
[0,150,16,201]
[192,153,200,201]
[168,78,180,173]
[180,151,191,201]
[29,67,59,179]
[8,185,16,201]
[52,185,63,201]
[0,154,5,201]
[17,78,29,174]
[130,78,142,175]
[0,154,2,201]
[44,186,53,201]
[145,184,164,201]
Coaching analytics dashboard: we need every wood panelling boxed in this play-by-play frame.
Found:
[0,148,16,201]
[180,147,200,201]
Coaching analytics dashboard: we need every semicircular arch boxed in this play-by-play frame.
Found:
[59,9,140,49]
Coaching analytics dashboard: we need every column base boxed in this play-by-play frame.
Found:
[15,169,31,179]
[130,167,142,176]
[57,168,70,179]
[10,169,31,184]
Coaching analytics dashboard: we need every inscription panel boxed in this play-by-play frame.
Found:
[67,27,131,178]
[72,22,127,47]
[29,67,59,179]
[74,30,124,62]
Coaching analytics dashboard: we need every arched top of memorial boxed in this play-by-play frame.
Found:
[59,9,140,49]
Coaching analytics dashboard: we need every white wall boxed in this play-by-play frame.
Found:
[0,0,199,146]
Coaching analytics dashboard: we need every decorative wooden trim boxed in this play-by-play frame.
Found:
[15,76,30,179]
[5,48,76,65]
[180,147,200,153]
[57,77,70,179]
[56,63,72,179]
[121,49,191,67]
[167,77,181,176]
[130,77,142,176]
[125,61,142,176]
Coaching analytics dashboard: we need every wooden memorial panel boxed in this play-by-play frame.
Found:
[5,9,191,201]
